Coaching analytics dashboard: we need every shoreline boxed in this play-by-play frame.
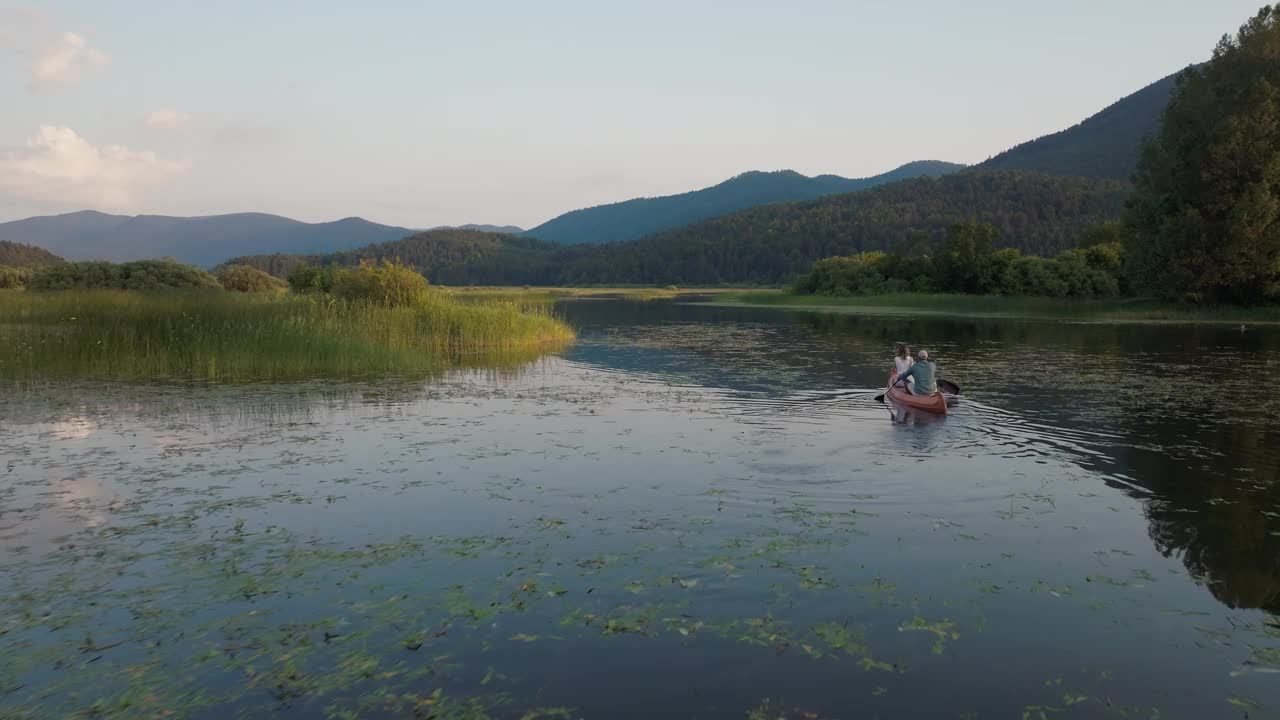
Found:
[703,291,1280,326]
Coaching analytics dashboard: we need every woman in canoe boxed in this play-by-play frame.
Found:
[888,343,914,392]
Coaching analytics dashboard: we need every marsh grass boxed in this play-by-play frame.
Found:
[0,289,574,381]
[711,291,1280,324]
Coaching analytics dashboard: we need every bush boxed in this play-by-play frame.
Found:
[794,252,894,295]
[330,259,430,307]
[0,265,33,289]
[29,260,220,291]
[792,222,1125,300]
[217,264,288,293]
[287,265,338,294]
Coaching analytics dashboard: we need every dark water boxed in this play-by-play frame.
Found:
[2,300,1279,719]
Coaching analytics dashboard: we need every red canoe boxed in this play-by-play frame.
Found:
[886,371,948,415]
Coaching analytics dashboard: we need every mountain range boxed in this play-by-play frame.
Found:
[0,211,417,267]
[228,170,1127,286]
[4,66,1181,273]
[522,160,965,245]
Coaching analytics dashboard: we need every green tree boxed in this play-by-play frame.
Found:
[1126,5,1280,303]
[216,264,288,293]
[935,222,998,293]
[28,260,220,291]
[0,265,34,288]
[1077,220,1127,248]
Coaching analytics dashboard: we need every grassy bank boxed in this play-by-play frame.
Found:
[710,290,1280,324]
[0,289,574,381]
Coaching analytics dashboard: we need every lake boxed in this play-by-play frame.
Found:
[3,299,1278,719]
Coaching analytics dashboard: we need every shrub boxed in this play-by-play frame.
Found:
[0,265,33,289]
[217,264,288,293]
[287,265,338,294]
[794,252,893,295]
[29,260,220,291]
[330,259,430,307]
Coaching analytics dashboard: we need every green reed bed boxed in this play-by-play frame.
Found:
[0,289,574,381]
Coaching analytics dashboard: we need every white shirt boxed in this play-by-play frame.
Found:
[894,356,914,374]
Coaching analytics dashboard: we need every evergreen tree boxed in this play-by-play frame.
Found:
[1126,5,1280,303]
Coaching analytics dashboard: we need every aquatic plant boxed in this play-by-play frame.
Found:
[0,289,573,381]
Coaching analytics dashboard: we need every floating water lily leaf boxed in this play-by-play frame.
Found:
[1226,695,1260,710]
[900,617,960,655]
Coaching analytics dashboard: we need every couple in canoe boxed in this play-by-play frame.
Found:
[888,342,938,396]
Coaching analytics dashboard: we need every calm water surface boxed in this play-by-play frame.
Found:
[2,300,1278,719]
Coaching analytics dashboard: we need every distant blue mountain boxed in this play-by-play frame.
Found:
[0,211,417,267]
[522,160,966,245]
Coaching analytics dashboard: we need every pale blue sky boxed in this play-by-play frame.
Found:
[0,1,1265,227]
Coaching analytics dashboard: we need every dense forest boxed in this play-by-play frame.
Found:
[225,229,565,286]
[523,161,964,245]
[0,240,65,267]
[794,222,1125,299]
[976,70,1182,180]
[0,240,65,288]
[228,171,1126,286]
[26,259,222,291]
[1125,7,1280,304]
[551,171,1127,285]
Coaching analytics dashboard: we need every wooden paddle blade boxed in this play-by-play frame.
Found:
[939,380,961,395]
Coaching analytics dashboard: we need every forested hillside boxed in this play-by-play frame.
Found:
[975,70,1183,179]
[224,229,563,286]
[0,240,65,267]
[552,171,1127,285]
[524,161,964,245]
[228,172,1125,286]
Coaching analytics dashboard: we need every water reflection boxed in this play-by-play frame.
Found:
[561,299,1280,613]
[2,299,1278,718]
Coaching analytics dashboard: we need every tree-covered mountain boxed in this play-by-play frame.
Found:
[223,229,563,286]
[0,211,416,267]
[447,224,525,234]
[0,240,65,267]
[523,160,965,245]
[229,171,1125,286]
[550,171,1127,285]
[975,70,1184,180]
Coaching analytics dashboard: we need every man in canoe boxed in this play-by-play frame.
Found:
[894,350,938,395]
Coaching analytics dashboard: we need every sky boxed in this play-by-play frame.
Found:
[0,0,1266,229]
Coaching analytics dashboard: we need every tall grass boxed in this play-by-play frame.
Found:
[0,289,574,381]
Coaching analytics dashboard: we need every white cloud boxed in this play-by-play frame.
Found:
[0,125,187,209]
[27,30,108,91]
[145,108,195,132]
